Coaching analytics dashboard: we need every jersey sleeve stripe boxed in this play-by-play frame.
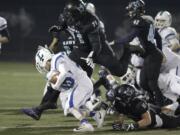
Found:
[69,85,78,108]
[165,33,176,39]
[54,55,64,70]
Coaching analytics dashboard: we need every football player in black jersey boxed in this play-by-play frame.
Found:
[115,0,164,106]
[62,0,141,77]
[108,84,180,131]
[49,13,93,77]
[93,67,180,131]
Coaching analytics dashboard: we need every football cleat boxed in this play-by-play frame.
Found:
[21,108,40,120]
[73,122,94,132]
[93,109,106,128]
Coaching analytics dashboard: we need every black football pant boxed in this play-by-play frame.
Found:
[94,44,131,77]
[140,50,164,106]
[35,86,60,116]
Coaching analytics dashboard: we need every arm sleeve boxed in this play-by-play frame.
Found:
[115,27,140,45]
[155,29,162,50]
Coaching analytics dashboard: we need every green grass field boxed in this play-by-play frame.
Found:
[0,62,180,135]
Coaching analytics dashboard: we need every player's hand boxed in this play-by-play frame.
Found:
[80,56,95,69]
[112,123,138,131]
[48,25,62,33]
[121,123,138,131]
[112,123,122,130]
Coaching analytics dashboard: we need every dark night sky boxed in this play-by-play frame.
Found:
[0,0,180,61]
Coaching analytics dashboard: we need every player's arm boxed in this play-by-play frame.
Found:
[137,111,152,128]
[114,27,139,45]
[169,38,180,52]
[49,37,59,53]
[86,16,102,57]
[0,28,10,44]
[114,113,125,124]
[115,111,151,131]
[164,30,180,52]
[47,64,67,90]
[118,100,150,131]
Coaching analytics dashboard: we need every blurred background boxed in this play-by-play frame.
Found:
[0,0,180,62]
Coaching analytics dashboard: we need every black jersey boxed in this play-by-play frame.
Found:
[74,11,105,57]
[113,96,174,128]
[54,27,87,55]
[114,97,148,121]
[116,15,162,56]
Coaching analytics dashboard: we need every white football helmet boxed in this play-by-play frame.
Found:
[155,11,172,29]
[86,3,96,14]
[0,17,7,31]
[35,46,53,75]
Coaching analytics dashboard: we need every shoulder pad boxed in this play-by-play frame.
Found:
[159,27,178,39]
[0,17,7,31]
[51,52,66,70]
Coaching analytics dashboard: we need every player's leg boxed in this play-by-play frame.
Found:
[141,52,164,106]
[59,90,72,116]
[95,47,131,77]
[22,85,60,120]
[146,53,164,106]
[67,76,94,132]
[160,113,180,128]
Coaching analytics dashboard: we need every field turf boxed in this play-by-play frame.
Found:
[0,62,180,135]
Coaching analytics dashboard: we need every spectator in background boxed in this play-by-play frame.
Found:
[0,16,10,53]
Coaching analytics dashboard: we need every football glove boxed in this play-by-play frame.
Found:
[112,123,139,131]
[80,51,95,69]
[121,123,139,131]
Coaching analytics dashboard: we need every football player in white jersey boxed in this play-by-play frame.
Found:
[131,55,180,116]
[22,46,106,132]
[0,16,10,53]
[155,11,180,76]
[155,11,179,52]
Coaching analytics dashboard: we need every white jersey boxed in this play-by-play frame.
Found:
[136,69,180,103]
[161,47,180,75]
[158,71,180,102]
[158,27,179,48]
[46,52,93,115]
[47,52,88,92]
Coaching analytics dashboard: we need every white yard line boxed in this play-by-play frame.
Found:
[0,72,39,77]
[0,125,64,130]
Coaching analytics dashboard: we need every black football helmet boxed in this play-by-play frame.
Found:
[114,84,137,103]
[63,0,86,25]
[126,0,145,18]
